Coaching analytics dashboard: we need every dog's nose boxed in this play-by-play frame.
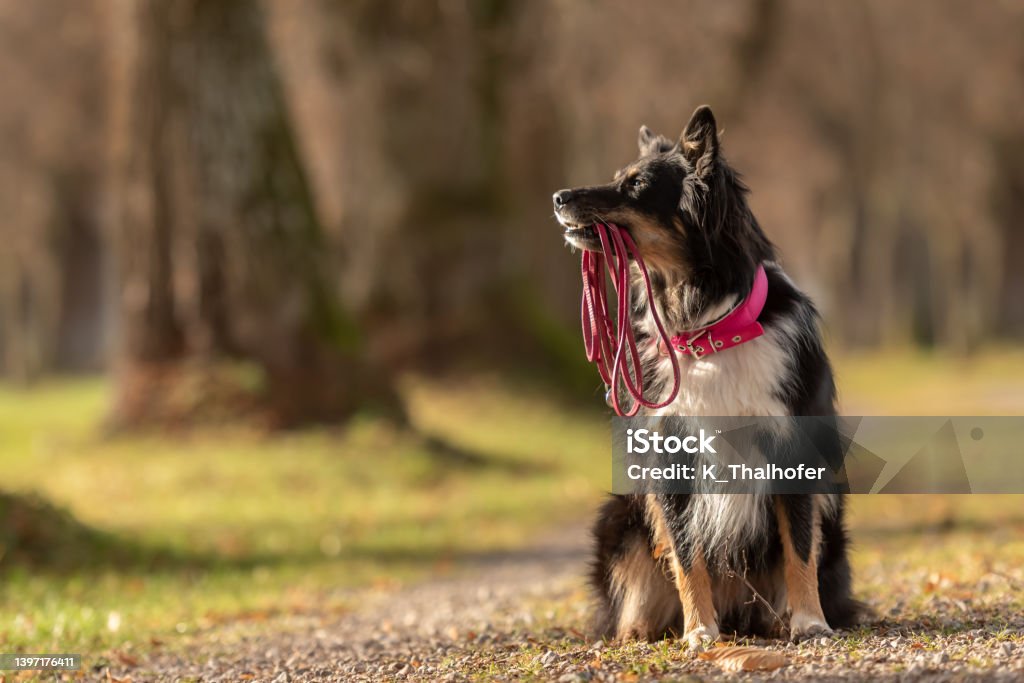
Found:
[553,189,574,209]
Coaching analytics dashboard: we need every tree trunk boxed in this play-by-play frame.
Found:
[106,0,402,428]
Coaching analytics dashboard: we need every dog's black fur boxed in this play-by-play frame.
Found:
[554,106,861,645]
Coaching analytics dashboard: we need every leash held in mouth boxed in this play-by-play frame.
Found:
[580,222,681,416]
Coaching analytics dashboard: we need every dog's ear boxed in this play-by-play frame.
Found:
[638,125,657,155]
[638,125,674,156]
[680,105,719,173]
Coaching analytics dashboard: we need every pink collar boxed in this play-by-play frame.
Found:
[658,264,769,359]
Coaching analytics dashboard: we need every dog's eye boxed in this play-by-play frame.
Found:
[624,176,643,191]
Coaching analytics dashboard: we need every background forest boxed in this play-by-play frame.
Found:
[4,0,1024,407]
[2,1,1024,677]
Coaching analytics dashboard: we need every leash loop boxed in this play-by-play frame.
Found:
[580,222,681,416]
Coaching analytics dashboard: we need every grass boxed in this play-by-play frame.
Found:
[833,345,1024,415]
[0,373,610,658]
[2,347,1024,673]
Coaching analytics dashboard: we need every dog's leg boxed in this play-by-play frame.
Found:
[775,495,832,641]
[593,496,680,641]
[671,546,719,650]
[647,495,719,650]
[609,535,680,640]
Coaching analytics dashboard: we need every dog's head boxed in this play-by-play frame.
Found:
[553,105,773,287]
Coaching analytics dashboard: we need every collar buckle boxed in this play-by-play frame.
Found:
[683,332,711,360]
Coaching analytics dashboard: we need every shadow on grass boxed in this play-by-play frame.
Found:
[1,491,579,578]
[855,514,1024,539]
[0,492,187,574]
[419,434,553,474]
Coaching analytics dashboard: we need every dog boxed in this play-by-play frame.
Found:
[552,105,861,648]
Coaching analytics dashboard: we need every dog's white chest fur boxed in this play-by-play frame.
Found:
[636,280,801,558]
[637,297,797,418]
[652,334,791,417]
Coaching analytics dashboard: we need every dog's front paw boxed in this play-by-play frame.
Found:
[683,624,720,651]
[788,612,833,642]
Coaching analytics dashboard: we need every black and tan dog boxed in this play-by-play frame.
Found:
[553,106,861,648]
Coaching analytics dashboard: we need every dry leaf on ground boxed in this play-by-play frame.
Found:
[698,645,788,672]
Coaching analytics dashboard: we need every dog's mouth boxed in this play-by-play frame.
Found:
[559,217,619,251]
[562,221,598,243]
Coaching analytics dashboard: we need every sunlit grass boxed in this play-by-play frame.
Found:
[0,374,609,655]
[834,346,1024,415]
[1,347,1023,658]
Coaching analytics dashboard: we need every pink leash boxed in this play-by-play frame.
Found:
[580,223,681,416]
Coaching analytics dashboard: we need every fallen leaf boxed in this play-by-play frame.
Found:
[924,572,956,593]
[114,651,139,667]
[698,645,788,672]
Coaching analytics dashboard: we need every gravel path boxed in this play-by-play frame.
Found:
[103,523,1024,682]
[104,525,591,682]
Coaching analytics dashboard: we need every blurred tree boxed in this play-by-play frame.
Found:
[0,0,109,382]
[107,0,402,427]
[261,0,595,390]
[5,0,1024,392]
